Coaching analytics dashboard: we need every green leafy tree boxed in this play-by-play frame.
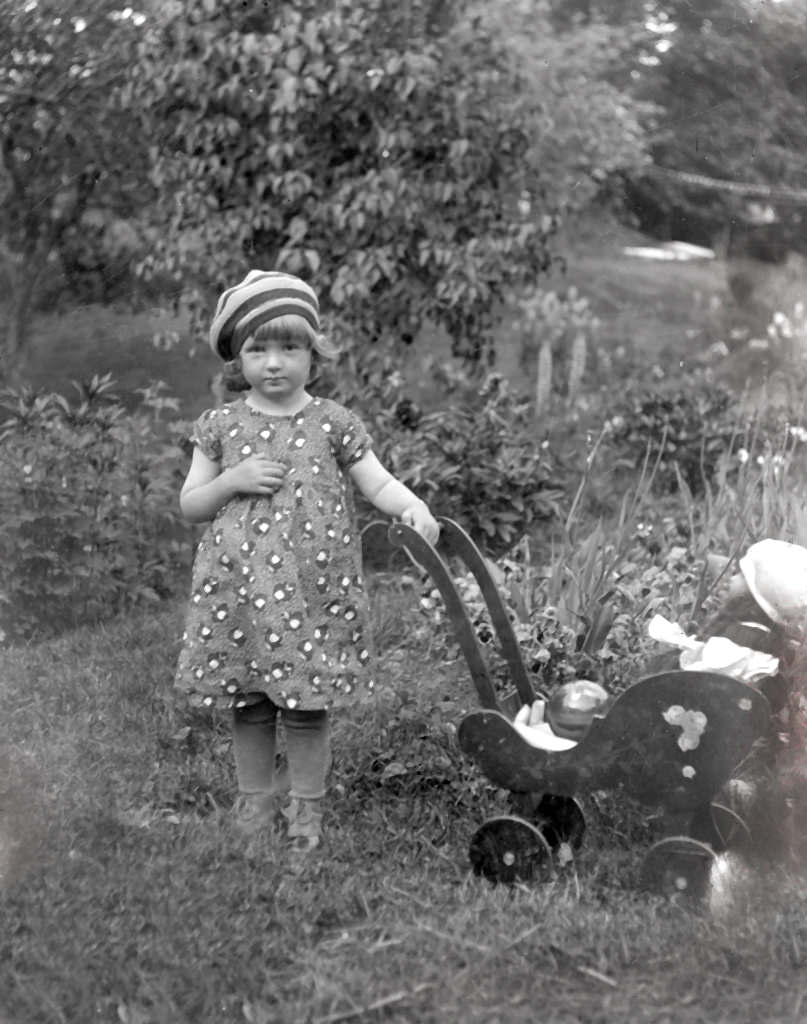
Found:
[470,0,656,214]
[559,0,807,246]
[636,0,807,245]
[0,0,146,377]
[128,0,561,360]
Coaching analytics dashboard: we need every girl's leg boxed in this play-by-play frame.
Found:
[281,709,331,849]
[231,695,279,834]
[283,708,331,799]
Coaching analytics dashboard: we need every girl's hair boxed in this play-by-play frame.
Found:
[223,314,340,392]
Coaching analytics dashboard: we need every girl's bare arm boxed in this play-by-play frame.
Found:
[179,447,286,523]
[349,451,439,544]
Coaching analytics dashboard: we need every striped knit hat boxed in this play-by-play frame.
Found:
[209,270,320,360]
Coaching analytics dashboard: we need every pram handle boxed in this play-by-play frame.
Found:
[385,516,536,712]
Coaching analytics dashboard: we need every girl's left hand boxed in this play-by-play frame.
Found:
[401,503,441,547]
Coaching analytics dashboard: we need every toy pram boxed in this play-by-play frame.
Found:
[368,517,771,901]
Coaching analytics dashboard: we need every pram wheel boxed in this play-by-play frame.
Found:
[689,802,751,853]
[640,836,716,903]
[533,794,586,852]
[469,815,553,885]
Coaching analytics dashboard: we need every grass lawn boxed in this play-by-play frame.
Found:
[5,221,807,1022]
[2,586,807,1024]
[16,301,219,419]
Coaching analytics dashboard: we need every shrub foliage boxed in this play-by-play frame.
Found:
[129,0,557,360]
[0,375,190,641]
[322,349,565,554]
[606,374,738,494]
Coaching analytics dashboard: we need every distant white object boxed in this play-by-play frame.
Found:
[667,241,715,259]
[623,241,715,261]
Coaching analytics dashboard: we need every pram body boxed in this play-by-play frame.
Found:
[371,517,771,900]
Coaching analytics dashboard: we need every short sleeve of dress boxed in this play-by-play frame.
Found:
[331,404,373,470]
[189,409,223,462]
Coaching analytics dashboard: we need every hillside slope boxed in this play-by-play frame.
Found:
[14,214,800,415]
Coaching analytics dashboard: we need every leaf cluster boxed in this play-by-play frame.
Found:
[468,0,657,206]
[605,373,740,495]
[324,349,565,554]
[129,0,558,359]
[0,374,190,641]
[0,1,146,264]
[592,0,807,243]
[414,428,725,701]
[419,523,708,701]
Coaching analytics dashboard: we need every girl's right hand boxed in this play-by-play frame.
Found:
[225,455,288,496]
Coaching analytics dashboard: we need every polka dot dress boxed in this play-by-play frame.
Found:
[175,397,376,711]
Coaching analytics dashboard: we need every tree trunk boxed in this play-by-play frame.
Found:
[0,237,54,385]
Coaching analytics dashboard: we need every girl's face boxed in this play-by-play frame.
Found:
[238,334,312,407]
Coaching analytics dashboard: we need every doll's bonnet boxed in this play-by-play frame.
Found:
[739,539,807,630]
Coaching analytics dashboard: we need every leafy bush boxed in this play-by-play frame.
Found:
[634,412,807,602]
[415,436,719,703]
[605,373,741,494]
[384,387,564,555]
[0,375,190,642]
[131,0,558,362]
[419,533,707,705]
[414,396,807,712]
[323,346,565,555]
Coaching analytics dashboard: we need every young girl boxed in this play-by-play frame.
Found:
[175,270,440,851]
